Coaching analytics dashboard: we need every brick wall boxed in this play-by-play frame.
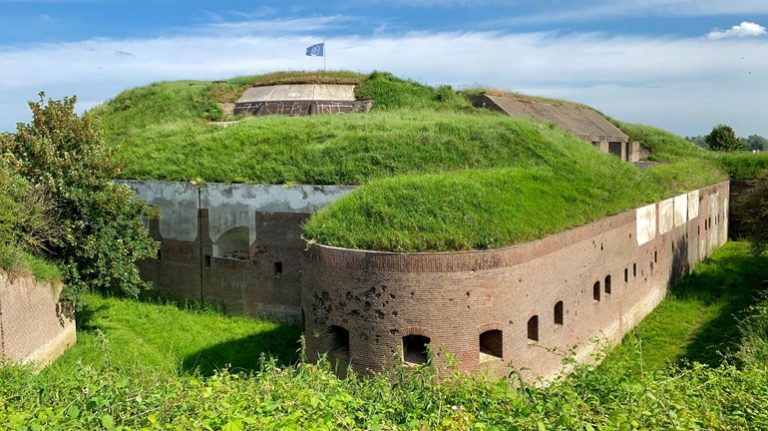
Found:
[0,273,76,367]
[301,182,729,380]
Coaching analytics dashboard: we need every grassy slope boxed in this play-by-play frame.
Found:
[1,243,767,429]
[97,71,727,252]
[53,293,299,375]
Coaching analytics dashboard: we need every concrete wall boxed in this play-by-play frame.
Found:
[0,273,76,367]
[120,180,355,322]
[301,182,729,380]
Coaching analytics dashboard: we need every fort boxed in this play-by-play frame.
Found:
[110,73,733,380]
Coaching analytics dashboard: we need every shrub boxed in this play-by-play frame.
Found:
[0,162,57,275]
[0,93,158,306]
[706,124,746,152]
[733,169,768,254]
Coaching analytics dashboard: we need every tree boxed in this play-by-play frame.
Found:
[746,134,767,152]
[0,94,158,307]
[705,124,746,152]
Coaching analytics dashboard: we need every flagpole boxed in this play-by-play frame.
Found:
[323,38,327,71]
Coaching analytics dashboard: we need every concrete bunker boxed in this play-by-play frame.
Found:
[234,84,373,117]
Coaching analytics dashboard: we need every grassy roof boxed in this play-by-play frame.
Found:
[96,70,732,252]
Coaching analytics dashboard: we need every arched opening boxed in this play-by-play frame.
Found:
[554,301,564,325]
[402,335,430,364]
[593,281,601,301]
[479,330,503,362]
[605,275,612,294]
[213,226,250,260]
[527,316,539,342]
[328,325,350,360]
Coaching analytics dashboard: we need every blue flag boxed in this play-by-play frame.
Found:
[305,43,324,57]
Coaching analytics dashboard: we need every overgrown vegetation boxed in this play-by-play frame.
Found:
[0,94,157,306]
[0,243,766,429]
[732,169,768,254]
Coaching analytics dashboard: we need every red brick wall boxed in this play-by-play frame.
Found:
[0,273,76,366]
[302,182,730,380]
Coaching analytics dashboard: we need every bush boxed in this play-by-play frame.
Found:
[0,93,157,306]
[0,162,57,276]
[733,170,768,254]
[706,124,746,152]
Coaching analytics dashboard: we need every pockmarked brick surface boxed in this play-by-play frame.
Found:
[302,182,729,380]
[0,273,76,367]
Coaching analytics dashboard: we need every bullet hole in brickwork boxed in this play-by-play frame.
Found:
[380,285,387,291]
[204,255,211,268]
[375,292,382,299]
[508,320,513,325]
[392,311,398,316]
[519,279,523,283]
[346,292,353,301]
[410,291,415,297]
[364,301,372,309]
[390,293,396,299]
[479,330,503,361]
[624,268,629,283]
[527,316,539,342]
[467,305,471,309]
[349,310,361,317]
[389,329,399,335]
[600,243,604,251]
[605,275,612,295]
[328,326,350,360]
[274,261,283,276]
[593,281,601,301]
[629,233,632,239]
[554,301,564,325]
[403,335,431,364]
[375,310,385,319]
[466,291,471,297]
[448,298,454,302]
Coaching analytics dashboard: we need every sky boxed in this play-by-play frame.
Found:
[1,0,767,136]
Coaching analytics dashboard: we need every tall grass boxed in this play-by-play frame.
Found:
[1,244,767,429]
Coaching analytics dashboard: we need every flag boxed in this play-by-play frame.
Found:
[305,43,324,57]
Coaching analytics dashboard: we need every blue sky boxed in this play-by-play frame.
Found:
[1,0,768,135]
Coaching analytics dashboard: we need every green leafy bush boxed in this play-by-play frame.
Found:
[706,124,746,152]
[0,94,158,305]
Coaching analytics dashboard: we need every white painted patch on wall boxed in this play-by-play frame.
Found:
[673,193,688,227]
[658,198,674,235]
[687,190,700,219]
[636,203,657,246]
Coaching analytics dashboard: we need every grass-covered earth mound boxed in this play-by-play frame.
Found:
[97,70,752,252]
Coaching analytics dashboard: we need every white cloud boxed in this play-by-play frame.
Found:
[491,0,768,25]
[0,29,766,136]
[708,21,767,40]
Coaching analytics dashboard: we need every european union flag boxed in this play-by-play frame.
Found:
[306,43,324,57]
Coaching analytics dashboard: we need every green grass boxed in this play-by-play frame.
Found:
[303,157,724,252]
[603,242,768,372]
[2,243,768,429]
[98,71,734,252]
[52,293,300,375]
